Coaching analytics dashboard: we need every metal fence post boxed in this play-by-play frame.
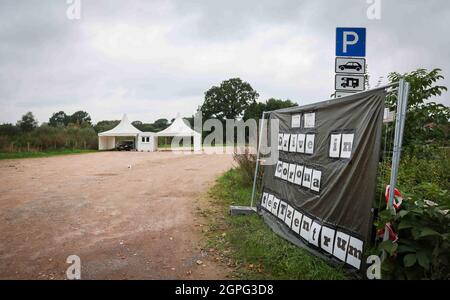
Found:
[383,79,410,244]
[250,111,267,208]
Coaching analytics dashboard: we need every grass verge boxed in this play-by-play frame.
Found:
[0,149,97,160]
[203,168,347,280]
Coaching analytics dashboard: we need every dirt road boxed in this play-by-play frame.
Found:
[0,152,233,279]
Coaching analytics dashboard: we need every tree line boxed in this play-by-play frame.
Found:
[0,77,297,153]
[0,110,173,152]
[1,68,448,153]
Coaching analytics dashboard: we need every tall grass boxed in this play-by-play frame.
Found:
[232,149,262,187]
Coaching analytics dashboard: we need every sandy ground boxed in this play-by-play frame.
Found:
[0,151,234,279]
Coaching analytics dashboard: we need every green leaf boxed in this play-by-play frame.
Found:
[398,210,409,218]
[397,245,416,254]
[378,240,398,255]
[404,253,417,267]
[417,227,441,239]
[416,251,431,270]
[398,220,414,230]
[442,233,450,241]
[379,209,395,221]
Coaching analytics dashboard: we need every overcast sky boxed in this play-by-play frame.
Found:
[1,0,449,124]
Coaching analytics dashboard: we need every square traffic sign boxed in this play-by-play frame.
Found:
[335,74,365,92]
[336,28,366,57]
[335,57,366,74]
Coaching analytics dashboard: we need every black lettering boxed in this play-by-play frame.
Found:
[304,173,311,182]
[324,236,331,247]
[313,178,319,188]
[302,220,310,231]
[333,138,338,151]
[348,245,362,260]
[343,142,352,152]
[293,217,300,227]
[337,237,347,251]
[277,163,283,173]
[286,210,292,219]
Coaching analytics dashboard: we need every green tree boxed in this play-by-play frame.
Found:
[244,98,298,121]
[201,78,259,120]
[0,123,21,136]
[17,112,38,132]
[387,68,449,151]
[132,121,143,129]
[69,111,92,126]
[49,111,69,127]
[94,120,120,133]
[140,123,157,132]
[153,119,169,130]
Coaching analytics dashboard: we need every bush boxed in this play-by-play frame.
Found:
[375,148,449,209]
[233,149,261,187]
[378,191,450,279]
[376,149,450,279]
[0,125,98,152]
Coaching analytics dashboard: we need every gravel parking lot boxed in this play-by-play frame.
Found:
[0,151,233,279]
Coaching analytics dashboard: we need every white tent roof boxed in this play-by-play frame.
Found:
[157,115,200,137]
[98,114,142,137]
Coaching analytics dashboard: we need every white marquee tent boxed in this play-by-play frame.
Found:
[157,115,202,152]
[98,114,142,150]
[98,114,201,152]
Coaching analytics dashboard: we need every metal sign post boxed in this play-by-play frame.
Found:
[230,111,267,216]
[383,78,410,244]
[250,111,268,208]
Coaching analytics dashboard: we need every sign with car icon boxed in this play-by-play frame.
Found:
[334,27,367,97]
[335,57,366,74]
[335,74,365,92]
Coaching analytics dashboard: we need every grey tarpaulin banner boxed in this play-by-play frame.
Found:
[259,89,386,271]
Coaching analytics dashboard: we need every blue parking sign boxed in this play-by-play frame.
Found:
[336,28,366,57]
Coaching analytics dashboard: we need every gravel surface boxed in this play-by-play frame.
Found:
[0,151,233,279]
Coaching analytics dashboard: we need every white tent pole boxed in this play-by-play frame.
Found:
[250,111,267,208]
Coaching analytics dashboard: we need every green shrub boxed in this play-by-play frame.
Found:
[378,191,450,279]
[0,125,98,152]
[376,149,450,279]
[232,149,261,187]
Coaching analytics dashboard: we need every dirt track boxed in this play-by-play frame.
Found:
[0,151,233,279]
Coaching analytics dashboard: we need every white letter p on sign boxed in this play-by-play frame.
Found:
[343,31,359,54]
